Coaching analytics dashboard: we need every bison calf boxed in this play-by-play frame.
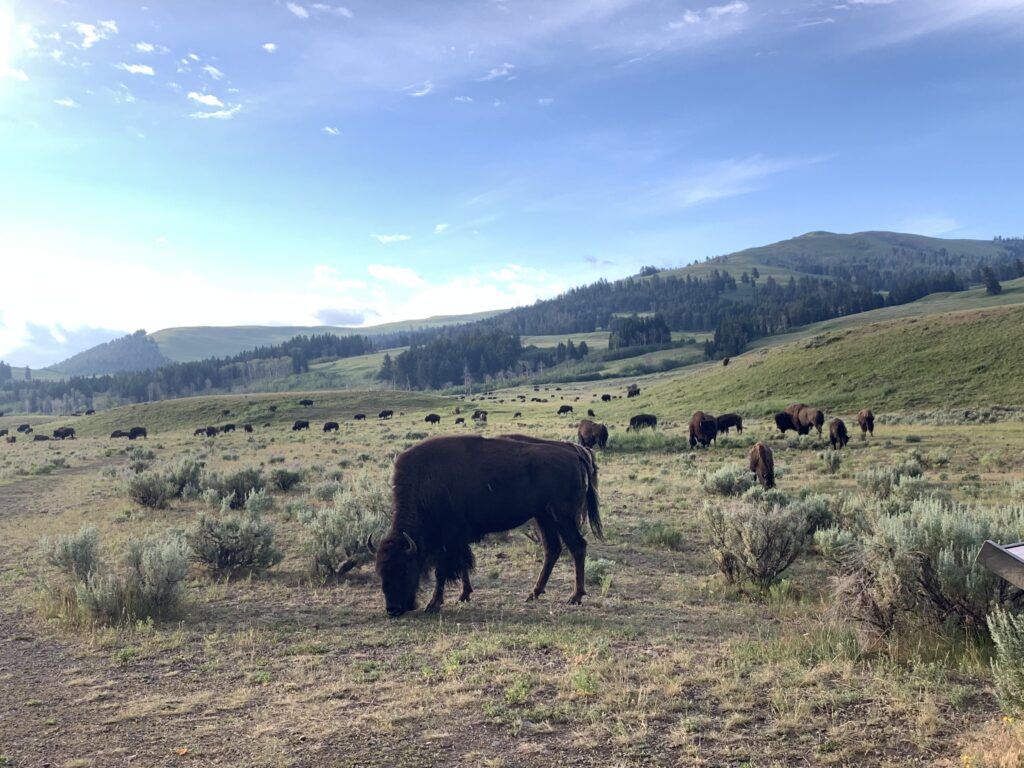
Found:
[748,442,775,489]
[829,418,849,450]
[628,414,657,431]
[577,419,609,449]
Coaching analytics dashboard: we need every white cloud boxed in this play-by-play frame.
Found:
[478,62,516,81]
[1,67,29,81]
[262,42,277,53]
[538,97,553,106]
[116,63,155,76]
[51,50,64,62]
[668,10,702,28]
[187,92,225,107]
[371,233,412,244]
[848,0,897,4]
[454,95,473,102]
[70,20,118,49]
[407,80,434,97]
[54,98,79,108]
[286,2,310,19]
[311,265,366,292]
[189,104,242,120]
[188,53,200,61]
[665,155,826,208]
[797,17,836,27]
[367,264,424,287]
[311,3,354,17]
[134,42,167,53]
[706,1,748,19]
[434,223,449,233]
[322,125,341,135]
[202,65,224,80]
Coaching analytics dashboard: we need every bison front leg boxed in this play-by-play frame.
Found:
[424,570,446,614]
[459,570,473,603]
[527,521,562,602]
[555,519,589,605]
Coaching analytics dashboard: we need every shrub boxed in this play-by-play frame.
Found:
[203,467,265,510]
[303,474,390,580]
[167,457,205,497]
[819,450,842,475]
[700,463,754,497]
[585,557,616,587]
[312,481,344,502]
[126,472,176,509]
[702,501,806,592]
[244,487,275,514]
[190,514,283,574]
[636,520,684,551]
[41,526,100,577]
[989,606,1024,715]
[270,468,303,492]
[742,486,790,509]
[790,494,833,534]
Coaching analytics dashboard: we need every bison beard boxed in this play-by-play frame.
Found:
[374,435,601,617]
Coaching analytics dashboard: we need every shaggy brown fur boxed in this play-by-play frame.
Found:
[858,409,875,435]
[577,419,609,449]
[748,442,775,489]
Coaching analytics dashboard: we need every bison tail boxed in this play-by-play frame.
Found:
[572,445,603,541]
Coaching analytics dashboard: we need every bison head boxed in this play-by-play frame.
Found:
[374,531,421,617]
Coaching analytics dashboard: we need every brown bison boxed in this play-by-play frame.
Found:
[243,423,254,433]
[628,414,657,431]
[716,413,743,434]
[829,418,849,450]
[324,421,340,432]
[627,384,640,398]
[557,405,574,415]
[194,427,207,437]
[378,409,394,420]
[784,404,825,437]
[858,409,875,435]
[748,442,775,489]
[372,435,601,616]
[689,411,718,448]
[4,436,14,444]
[292,420,310,431]
[424,414,441,425]
[52,427,75,440]
[577,420,609,449]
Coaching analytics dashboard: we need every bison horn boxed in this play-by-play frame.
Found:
[402,531,417,555]
[366,534,376,554]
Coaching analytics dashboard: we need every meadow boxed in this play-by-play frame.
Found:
[2,358,1024,766]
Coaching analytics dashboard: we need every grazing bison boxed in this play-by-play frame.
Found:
[601,394,612,402]
[128,426,147,440]
[110,430,130,439]
[354,414,366,421]
[222,423,236,433]
[194,428,207,437]
[205,426,219,437]
[52,427,75,440]
[723,357,730,367]
[85,409,95,415]
[688,411,718,448]
[829,418,849,450]
[269,405,278,413]
[299,399,314,407]
[628,414,657,431]
[774,411,797,434]
[4,436,14,444]
[858,409,875,436]
[424,414,441,425]
[221,409,231,417]
[378,409,394,420]
[0,429,7,437]
[243,423,253,433]
[16,424,31,434]
[785,404,825,437]
[372,435,601,616]
[577,420,609,449]
[587,409,595,418]
[627,384,640,398]
[557,405,574,415]
[472,410,488,421]
[455,417,465,425]
[716,413,743,434]
[33,434,50,441]
[324,421,340,432]
[748,442,775,489]
[292,420,310,431]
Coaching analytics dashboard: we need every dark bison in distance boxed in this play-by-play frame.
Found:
[587,409,595,418]
[128,426,147,440]
[33,434,50,441]
[354,414,366,421]
[749,442,775,489]
[243,423,254,433]
[601,394,612,402]
[424,414,441,425]
[558,405,574,415]
[379,410,394,420]
[455,417,465,425]
[858,409,875,435]
[689,411,718,448]
[0,429,7,437]
[85,409,95,415]
[4,436,14,443]
[292,420,310,431]
[110,430,130,439]
[627,384,640,398]
[16,424,31,434]
[472,410,488,421]
[323,421,340,432]
[222,423,236,433]
[52,427,75,440]
[513,412,522,419]
[716,413,743,434]
[194,428,208,437]
[299,399,314,407]
[829,418,849,450]
[577,419,609,449]
[628,414,657,431]
[372,435,601,616]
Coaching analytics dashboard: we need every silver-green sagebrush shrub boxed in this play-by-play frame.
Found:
[125,471,177,509]
[700,463,754,497]
[702,501,806,593]
[40,526,100,578]
[303,473,390,580]
[244,487,275,514]
[202,467,265,510]
[819,450,842,475]
[189,513,283,574]
[988,606,1024,715]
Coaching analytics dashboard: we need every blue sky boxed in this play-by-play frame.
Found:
[1,0,1023,366]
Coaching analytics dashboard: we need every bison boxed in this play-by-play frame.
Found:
[243,423,254,433]
[472,410,488,421]
[601,394,612,402]
[354,413,366,421]
[627,384,640,398]
[52,427,75,440]
[858,409,875,436]
[222,423,236,433]
[33,434,50,441]
[716,413,743,434]
[829,418,849,450]
[299,399,314,407]
[194,427,208,437]
[455,417,465,425]
[785,404,825,437]
[110,430,130,439]
[628,414,657,431]
[723,357,730,367]
[85,409,95,415]
[16,424,31,433]
[587,409,595,418]
[128,426,147,440]
[221,409,232,417]
[748,442,775,489]
[378,409,394,420]
[205,426,219,437]
[774,411,797,434]
[4,436,14,443]
[424,414,441,425]
[372,435,601,616]
[577,420,609,450]
[688,411,718,448]
[292,420,310,431]
[557,405,574,415]
[513,411,522,418]
[0,429,7,437]
[324,421,340,432]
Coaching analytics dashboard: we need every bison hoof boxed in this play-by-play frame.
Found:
[423,602,442,614]
[526,591,543,602]
[458,593,472,603]
[568,592,585,605]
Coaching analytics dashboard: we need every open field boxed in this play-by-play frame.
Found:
[2,364,1024,766]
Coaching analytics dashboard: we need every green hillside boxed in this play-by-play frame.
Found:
[640,304,1024,417]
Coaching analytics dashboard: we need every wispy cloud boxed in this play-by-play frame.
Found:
[188,92,225,107]
[311,3,354,17]
[434,223,449,234]
[116,63,155,76]
[538,97,554,106]
[322,125,341,135]
[406,81,434,97]
[1,67,29,81]
[454,95,473,103]
[707,1,748,20]
[286,2,310,19]
[54,98,79,108]
[202,65,224,80]
[262,42,277,53]
[478,62,516,81]
[371,234,411,244]
[665,155,826,208]
[134,42,168,53]
[367,264,424,287]
[311,265,365,292]
[797,17,836,27]
[189,104,242,120]
[70,20,117,49]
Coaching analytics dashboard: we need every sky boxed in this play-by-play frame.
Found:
[1,0,1023,366]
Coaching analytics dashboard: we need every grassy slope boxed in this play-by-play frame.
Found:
[639,304,1024,417]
